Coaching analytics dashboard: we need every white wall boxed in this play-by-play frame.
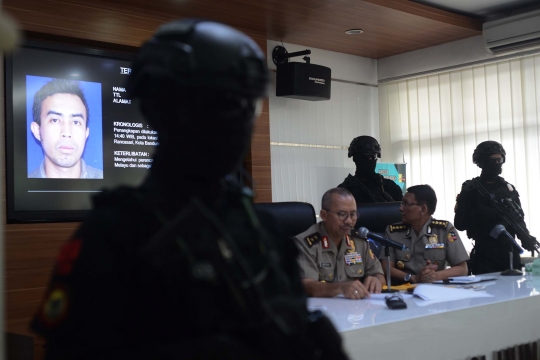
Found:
[267,41,379,213]
[378,35,495,81]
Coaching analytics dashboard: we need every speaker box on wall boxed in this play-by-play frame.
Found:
[276,62,331,101]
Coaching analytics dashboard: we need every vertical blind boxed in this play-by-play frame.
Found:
[379,54,540,252]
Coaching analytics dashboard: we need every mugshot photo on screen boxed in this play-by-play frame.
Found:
[26,76,103,179]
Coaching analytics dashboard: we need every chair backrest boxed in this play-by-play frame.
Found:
[354,201,402,257]
[253,201,317,239]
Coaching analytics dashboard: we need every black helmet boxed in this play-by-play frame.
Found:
[348,136,381,158]
[127,19,269,100]
[472,141,506,166]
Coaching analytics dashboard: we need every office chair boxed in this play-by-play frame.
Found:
[354,201,402,257]
[253,201,317,239]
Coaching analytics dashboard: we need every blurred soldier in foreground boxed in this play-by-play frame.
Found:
[455,141,538,275]
[32,19,347,360]
[338,136,403,204]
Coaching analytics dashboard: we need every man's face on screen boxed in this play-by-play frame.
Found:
[34,93,89,170]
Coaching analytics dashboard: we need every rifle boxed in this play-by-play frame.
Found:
[350,175,394,202]
[472,179,540,253]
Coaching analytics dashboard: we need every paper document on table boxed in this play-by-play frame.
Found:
[432,276,497,284]
[413,284,494,302]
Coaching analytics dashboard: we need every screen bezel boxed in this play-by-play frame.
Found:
[4,39,137,223]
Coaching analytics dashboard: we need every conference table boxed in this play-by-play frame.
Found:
[308,274,540,360]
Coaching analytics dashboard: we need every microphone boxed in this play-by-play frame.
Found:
[358,227,409,251]
[489,224,524,254]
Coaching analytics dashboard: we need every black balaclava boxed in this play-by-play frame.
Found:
[480,158,503,182]
[353,156,377,178]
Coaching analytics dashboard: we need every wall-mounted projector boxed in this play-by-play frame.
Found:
[273,46,331,101]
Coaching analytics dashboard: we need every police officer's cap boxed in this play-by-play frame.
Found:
[348,136,381,158]
[128,19,269,99]
[473,140,506,165]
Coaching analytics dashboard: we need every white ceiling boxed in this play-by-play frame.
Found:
[412,0,540,20]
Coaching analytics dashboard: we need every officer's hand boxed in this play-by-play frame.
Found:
[340,280,370,299]
[419,260,438,283]
[363,276,382,294]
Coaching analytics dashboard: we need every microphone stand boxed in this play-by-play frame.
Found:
[501,248,523,276]
[381,245,398,293]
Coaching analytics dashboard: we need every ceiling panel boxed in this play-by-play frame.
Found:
[3,0,483,59]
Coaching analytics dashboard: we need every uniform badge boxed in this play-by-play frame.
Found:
[357,269,363,275]
[345,235,351,247]
[320,262,332,268]
[405,253,411,260]
[507,183,514,192]
[429,235,438,244]
[448,231,457,242]
[322,236,330,249]
[345,252,362,265]
[41,285,69,326]
[397,261,405,269]
[369,248,375,260]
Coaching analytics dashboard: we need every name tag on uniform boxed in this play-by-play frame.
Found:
[320,262,332,268]
[425,243,445,249]
[344,252,362,265]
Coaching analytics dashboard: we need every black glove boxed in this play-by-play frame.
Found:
[521,236,538,252]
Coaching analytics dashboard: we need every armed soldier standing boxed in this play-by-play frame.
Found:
[32,19,347,360]
[454,141,538,275]
[338,136,403,204]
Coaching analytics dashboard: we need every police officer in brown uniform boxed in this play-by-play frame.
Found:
[295,188,386,299]
[380,185,469,284]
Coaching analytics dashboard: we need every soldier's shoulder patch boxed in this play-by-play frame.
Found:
[56,238,83,276]
[304,232,321,247]
[37,283,70,329]
[447,228,458,242]
[431,220,449,228]
[389,224,410,232]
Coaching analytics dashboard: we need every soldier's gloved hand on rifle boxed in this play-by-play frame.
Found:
[521,236,537,252]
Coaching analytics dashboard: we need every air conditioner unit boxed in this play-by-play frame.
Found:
[483,9,540,55]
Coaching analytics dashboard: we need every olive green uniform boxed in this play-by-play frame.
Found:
[380,218,469,275]
[295,222,384,282]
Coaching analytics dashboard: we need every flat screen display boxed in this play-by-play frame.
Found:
[5,41,158,222]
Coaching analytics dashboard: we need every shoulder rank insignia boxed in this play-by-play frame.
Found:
[389,224,410,233]
[304,232,321,247]
[431,220,449,228]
